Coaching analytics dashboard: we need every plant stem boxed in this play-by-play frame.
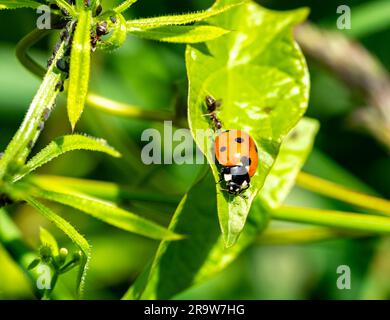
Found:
[256,226,368,245]
[31,175,181,204]
[0,43,65,182]
[15,29,186,126]
[296,171,390,215]
[15,28,49,78]
[272,205,390,234]
[86,93,175,122]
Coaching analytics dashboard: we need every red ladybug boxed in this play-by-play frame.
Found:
[214,130,258,195]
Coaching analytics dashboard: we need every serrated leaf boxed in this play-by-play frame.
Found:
[127,25,230,43]
[0,0,41,9]
[39,227,59,257]
[126,0,243,29]
[259,118,319,208]
[29,185,182,241]
[67,9,92,130]
[13,134,121,182]
[114,0,138,13]
[187,1,309,247]
[26,197,90,296]
[124,117,318,300]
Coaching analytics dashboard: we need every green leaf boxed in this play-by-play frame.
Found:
[124,116,318,300]
[13,134,121,182]
[39,227,59,257]
[0,0,41,10]
[114,0,138,13]
[127,25,230,44]
[187,1,309,247]
[126,0,243,28]
[29,184,182,241]
[26,197,90,296]
[124,169,268,300]
[67,9,92,130]
[259,118,319,208]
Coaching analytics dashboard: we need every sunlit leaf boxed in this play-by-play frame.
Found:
[28,184,182,241]
[187,0,309,246]
[126,0,243,28]
[0,0,41,10]
[39,227,59,257]
[26,197,90,296]
[259,118,319,208]
[67,9,92,130]
[13,134,121,182]
[124,117,319,299]
[127,25,230,43]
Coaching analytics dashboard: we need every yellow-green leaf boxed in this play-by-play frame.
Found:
[127,25,230,43]
[67,10,92,130]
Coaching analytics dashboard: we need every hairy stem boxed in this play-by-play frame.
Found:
[0,41,65,182]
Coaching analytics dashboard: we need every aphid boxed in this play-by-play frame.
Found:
[28,140,34,149]
[55,80,64,92]
[204,95,222,130]
[91,21,109,51]
[38,122,45,131]
[96,21,108,36]
[215,130,259,195]
[109,15,117,23]
[84,0,91,7]
[43,108,51,121]
[95,4,103,16]
[56,59,69,73]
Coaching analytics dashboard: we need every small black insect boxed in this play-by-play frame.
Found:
[56,59,69,73]
[95,4,103,17]
[204,95,222,130]
[96,21,108,36]
[84,0,91,7]
[109,15,117,23]
[28,140,34,149]
[55,80,64,92]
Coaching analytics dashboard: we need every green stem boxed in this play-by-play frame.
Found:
[256,226,368,245]
[272,205,390,234]
[15,29,184,126]
[86,93,175,123]
[0,42,65,182]
[31,175,181,204]
[16,28,49,78]
[296,171,390,215]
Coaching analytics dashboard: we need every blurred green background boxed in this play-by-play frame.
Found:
[1,0,390,299]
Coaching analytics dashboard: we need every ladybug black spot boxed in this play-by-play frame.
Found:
[220,146,227,152]
[235,137,244,143]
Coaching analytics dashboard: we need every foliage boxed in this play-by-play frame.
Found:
[0,0,390,300]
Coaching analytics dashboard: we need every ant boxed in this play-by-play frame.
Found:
[205,95,222,130]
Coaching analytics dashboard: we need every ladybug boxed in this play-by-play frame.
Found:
[214,130,258,195]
